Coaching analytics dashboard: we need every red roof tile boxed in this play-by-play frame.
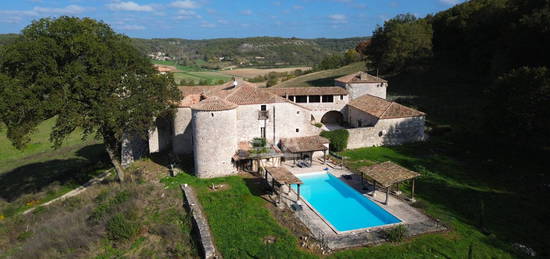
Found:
[190,96,238,111]
[348,94,424,119]
[335,72,387,84]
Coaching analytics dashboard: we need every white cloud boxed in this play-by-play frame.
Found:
[293,5,304,10]
[33,5,86,15]
[0,4,88,22]
[170,0,199,9]
[200,21,215,28]
[328,14,347,24]
[439,0,461,5]
[217,19,228,24]
[119,24,146,30]
[175,9,201,19]
[241,9,253,15]
[107,1,154,12]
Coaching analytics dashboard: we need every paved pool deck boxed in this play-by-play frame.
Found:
[278,160,446,250]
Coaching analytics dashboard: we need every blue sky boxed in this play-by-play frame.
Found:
[0,0,464,39]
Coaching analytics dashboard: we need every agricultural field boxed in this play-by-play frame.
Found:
[151,60,232,85]
[274,62,365,87]
[220,67,312,79]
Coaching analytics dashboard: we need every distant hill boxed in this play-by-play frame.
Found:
[131,36,369,68]
[0,34,18,46]
[0,34,368,68]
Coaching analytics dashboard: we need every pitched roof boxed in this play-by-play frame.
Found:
[190,96,237,111]
[268,87,348,96]
[359,161,420,188]
[265,167,303,185]
[210,85,288,105]
[335,71,387,84]
[348,94,425,119]
[280,135,329,153]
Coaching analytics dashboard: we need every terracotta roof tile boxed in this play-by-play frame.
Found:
[335,71,387,84]
[190,96,237,111]
[265,167,303,185]
[348,94,424,119]
[211,85,288,105]
[268,87,348,96]
[280,135,329,153]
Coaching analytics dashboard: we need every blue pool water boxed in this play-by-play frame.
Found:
[292,172,400,231]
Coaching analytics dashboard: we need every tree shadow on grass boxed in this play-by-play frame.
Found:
[306,76,341,87]
[0,144,108,202]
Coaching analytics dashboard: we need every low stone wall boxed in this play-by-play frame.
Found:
[180,184,219,259]
[347,116,426,149]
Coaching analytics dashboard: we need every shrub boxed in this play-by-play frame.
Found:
[106,213,139,241]
[252,137,267,148]
[320,130,349,152]
[313,122,323,128]
[384,225,408,242]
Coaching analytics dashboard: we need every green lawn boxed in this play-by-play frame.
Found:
[150,59,232,84]
[0,118,108,217]
[274,62,365,88]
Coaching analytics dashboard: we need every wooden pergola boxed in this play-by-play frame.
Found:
[264,167,303,203]
[359,161,420,205]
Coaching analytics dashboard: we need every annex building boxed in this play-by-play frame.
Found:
[144,71,426,178]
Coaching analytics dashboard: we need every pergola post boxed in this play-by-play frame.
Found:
[372,181,376,197]
[385,185,390,205]
[411,179,416,202]
[324,150,327,165]
[297,184,301,202]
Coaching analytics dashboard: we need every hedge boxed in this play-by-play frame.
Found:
[320,129,349,152]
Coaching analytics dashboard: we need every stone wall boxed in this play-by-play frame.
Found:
[347,116,426,149]
[192,108,237,178]
[295,95,349,122]
[121,133,149,167]
[236,103,319,144]
[347,105,378,127]
[173,108,193,155]
[148,116,173,153]
[346,82,387,100]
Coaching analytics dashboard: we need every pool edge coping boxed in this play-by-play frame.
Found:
[291,171,406,235]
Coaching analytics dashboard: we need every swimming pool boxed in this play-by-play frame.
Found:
[292,172,401,232]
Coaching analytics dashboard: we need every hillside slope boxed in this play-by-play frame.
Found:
[273,62,365,87]
[132,36,369,67]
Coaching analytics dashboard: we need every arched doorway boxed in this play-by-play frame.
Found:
[321,111,344,126]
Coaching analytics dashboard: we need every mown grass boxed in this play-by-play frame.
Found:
[273,62,365,88]
[0,117,108,218]
[162,142,524,258]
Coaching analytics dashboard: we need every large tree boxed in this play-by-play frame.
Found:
[485,67,550,149]
[0,17,180,182]
[366,13,433,73]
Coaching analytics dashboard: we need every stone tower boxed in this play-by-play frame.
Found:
[191,96,238,178]
[335,72,388,100]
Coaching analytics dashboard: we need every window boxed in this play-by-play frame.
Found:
[211,113,214,117]
[296,111,300,115]
[295,96,307,103]
[261,105,267,111]
[322,95,334,103]
[261,127,266,139]
[357,119,363,127]
[296,128,300,133]
[309,95,320,103]
[340,95,344,100]
[289,96,295,101]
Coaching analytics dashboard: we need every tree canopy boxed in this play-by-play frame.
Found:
[365,14,433,73]
[0,17,180,181]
